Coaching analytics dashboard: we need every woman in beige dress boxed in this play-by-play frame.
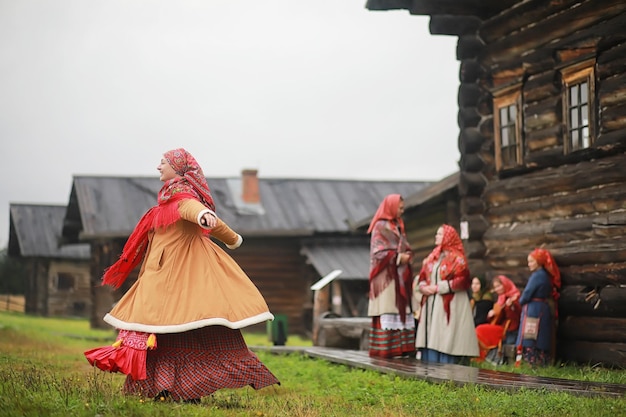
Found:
[85,148,279,403]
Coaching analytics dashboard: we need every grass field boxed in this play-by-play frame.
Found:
[0,311,625,417]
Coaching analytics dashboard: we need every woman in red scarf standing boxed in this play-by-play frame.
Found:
[414,224,479,364]
[515,248,561,367]
[85,148,279,403]
[367,194,415,358]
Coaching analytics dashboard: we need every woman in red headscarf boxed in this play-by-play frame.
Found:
[84,148,279,403]
[515,248,561,367]
[367,194,415,358]
[474,275,521,364]
[414,224,479,364]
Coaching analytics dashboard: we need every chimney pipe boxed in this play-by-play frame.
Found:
[241,169,260,204]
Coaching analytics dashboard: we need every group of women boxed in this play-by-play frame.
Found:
[366,194,561,367]
[84,164,559,404]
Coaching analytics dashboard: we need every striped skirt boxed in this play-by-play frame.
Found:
[123,326,279,401]
[368,315,416,358]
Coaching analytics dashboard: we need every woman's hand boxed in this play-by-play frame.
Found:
[200,212,217,228]
[419,284,438,296]
[487,309,495,318]
[398,253,411,265]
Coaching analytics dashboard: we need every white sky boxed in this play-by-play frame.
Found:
[0,0,460,248]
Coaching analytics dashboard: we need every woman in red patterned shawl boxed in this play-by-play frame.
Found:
[84,148,279,403]
[414,224,479,363]
[475,275,521,364]
[367,194,416,358]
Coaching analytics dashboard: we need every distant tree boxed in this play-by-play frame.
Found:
[0,248,27,294]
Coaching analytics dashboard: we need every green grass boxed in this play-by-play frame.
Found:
[0,311,625,417]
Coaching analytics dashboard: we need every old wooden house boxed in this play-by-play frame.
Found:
[8,204,91,317]
[61,170,431,335]
[367,0,626,366]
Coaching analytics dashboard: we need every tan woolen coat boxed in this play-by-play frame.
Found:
[104,199,273,333]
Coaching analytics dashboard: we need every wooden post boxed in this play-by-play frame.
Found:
[312,286,330,345]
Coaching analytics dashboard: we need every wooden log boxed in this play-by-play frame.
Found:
[463,214,489,240]
[595,129,626,147]
[429,15,480,37]
[559,285,626,318]
[523,96,561,132]
[523,70,559,103]
[458,83,483,107]
[460,196,485,216]
[458,171,487,198]
[559,316,626,343]
[459,152,484,173]
[596,41,626,79]
[559,262,626,287]
[457,35,484,60]
[478,0,579,45]
[523,125,561,153]
[459,59,484,84]
[483,153,626,205]
[481,1,626,66]
[464,240,486,259]
[458,127,485,154]
[600,102,626,132]
[597,71,626,108]
[557,340,626,367]
[458,106,481,129]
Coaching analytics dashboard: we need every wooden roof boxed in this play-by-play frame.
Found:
[365,0,519,21]
[62,175,432,241]
[301,237,371,281]
[9,204,89,259]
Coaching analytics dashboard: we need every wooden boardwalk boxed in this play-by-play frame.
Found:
[256,346,626,398]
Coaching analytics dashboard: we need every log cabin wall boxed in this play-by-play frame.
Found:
[368,0,626,366]
[475,1,626,366]
[220,237,312,336]
[404,189,461,274]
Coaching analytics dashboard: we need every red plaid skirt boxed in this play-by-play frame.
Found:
[368,316,416,358]
[123,326,279,400]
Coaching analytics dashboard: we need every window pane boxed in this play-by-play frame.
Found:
[502,126,510,147]
[500,107,508,124]
[571,108,579,128]
[581,82,588,103]
[509,104,517,119]
[571,129,579,150]
[570,85,579,106]
[581,104,588,126]
[582,127,590,148]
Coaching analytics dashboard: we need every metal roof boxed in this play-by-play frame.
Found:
[9,203,90,259]
[301,237,371,280]
[63,175,432,240]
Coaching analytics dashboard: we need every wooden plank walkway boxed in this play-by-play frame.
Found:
[255,346,626,398]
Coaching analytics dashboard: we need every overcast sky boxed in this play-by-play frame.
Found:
[0,0,460,248]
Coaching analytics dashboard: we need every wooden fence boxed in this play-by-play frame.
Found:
[0,294,25,313]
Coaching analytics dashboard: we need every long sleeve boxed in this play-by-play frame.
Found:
[177,199,242,249]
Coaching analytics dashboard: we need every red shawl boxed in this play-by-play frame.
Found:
[417,224,469,323]
[368,194,412,322]
[494,275,520,307]
[102,148,215,289]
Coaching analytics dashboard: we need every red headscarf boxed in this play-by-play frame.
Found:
[102,148,214,289]
[367,194,405,234]
[162,148,215,211]
[529,248,561,303]
[493,275,520,306]
[418,224,469,323]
